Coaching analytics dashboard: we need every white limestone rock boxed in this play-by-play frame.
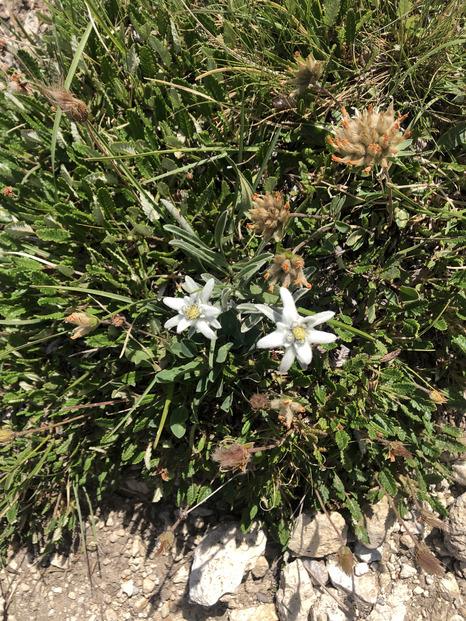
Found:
[366,581,410,621]
[444,492,466,562]
[309,588,350,621]
[358,495,396,548]
[188,522,266,606]
[288,511,347,557]
[328,561,379,604]
[438,573,460,601]
[302,559,329,585]
[452,460,466,486]
[276,559,316,621]
[354,542,383,563]
[230,604,278,621]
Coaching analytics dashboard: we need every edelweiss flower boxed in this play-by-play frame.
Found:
[256,287,337,372]
[163,277,221,340]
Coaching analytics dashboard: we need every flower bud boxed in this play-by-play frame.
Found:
[65,312,99,339]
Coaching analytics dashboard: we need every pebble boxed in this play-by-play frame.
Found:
[121,579,137,597]
[413,586,424,595]
[142,577,155,594]
[52,587,62,594]
[354,562,370,576]
[132,597,149,612]
[68,591,76,600]
[399,565,417,579]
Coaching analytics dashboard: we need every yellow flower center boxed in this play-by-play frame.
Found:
[185,304,201,320]
[293,327,307,342]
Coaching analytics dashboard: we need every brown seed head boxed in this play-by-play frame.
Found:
[0,429,15,444]
[211,443,253,471]
[249,393,271,411]
[327,103,409,172]
[428,389,448,404]
[50,88,89,122]
[336,545,355,576]
[289,54,324,93]
[264,251,312,292]
[414,543,443,576]
[247,192,289,242]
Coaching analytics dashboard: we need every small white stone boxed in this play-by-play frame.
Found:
[52,587,63,594]
[19,583,31,593]
[142,577,155,594]
[413,586,424,595]
[354,562,369,576]
[251,555,269,579]
[354,542,383,563]
[302,559,328,585]
[132,597,149,612]
[229,604,278,621]
[439,573,460,601]
[49,553,69,570]
[68,591,76,600]
[399,565,417,579]
[189,522,267,607]
[121,579,136,597]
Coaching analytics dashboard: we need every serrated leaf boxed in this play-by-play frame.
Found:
[345,9,357,44]
[346,495,362,522]
[335,429,350,452]
[378,468,398,496]
[323,0,340,26]
[96,187,116,218]
[186,483,198,506]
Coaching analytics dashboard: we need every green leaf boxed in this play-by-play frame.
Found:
[97,187,116,218]
[452,335,466,354]
[335,429,350,452]
[345,9,357,45]
[170,406,189,438]
[346,495,362,522]
[323,0,341,26]
[378,468,398,496]
[186,483,198,506]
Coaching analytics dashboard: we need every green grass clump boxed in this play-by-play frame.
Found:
[0,0,465,552]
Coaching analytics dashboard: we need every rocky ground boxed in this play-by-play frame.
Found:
[1,475,466,621]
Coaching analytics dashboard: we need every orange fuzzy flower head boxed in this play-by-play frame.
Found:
[264,251,312,292]
[327,104,409,173]
[247,192,289,242]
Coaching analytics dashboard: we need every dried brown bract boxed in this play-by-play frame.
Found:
[211,443,253,471]
[289,53,324,94]
[414,543,443,576]
[264,252,312,292]
[65,312,99,339]
[327,103,410,173]
[247,192,289,242]
[249,393,271,411]
[1,186,14,197]
[49,88,89,122]
[336,545,355,576]
[428,389,448,404]
[8,71,33,95]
